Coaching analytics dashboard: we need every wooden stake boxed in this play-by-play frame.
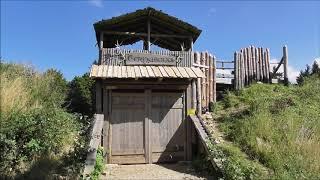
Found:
[234,51,239,90]
[212,55,216,102]
[195,52,202,115]
[283,45,289,85]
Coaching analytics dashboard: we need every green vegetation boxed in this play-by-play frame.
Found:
[66,73,95,117]
[213,74,320,179]
[90,147,105,180]
[0,63,92,179]
[206,140,269,180]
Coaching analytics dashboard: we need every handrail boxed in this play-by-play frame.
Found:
[83,114,104,177]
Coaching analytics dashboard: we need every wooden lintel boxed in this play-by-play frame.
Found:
[102,30,191,39]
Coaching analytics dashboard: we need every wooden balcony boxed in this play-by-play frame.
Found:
[99,48,194,67]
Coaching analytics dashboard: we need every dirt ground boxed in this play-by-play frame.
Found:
[102,162,213,180]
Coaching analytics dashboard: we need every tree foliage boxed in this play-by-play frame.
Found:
[297,62,320,85]
[66,73,95,117]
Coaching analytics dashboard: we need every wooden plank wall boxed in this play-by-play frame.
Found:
[100,48,193,67]
[234,46,271,90]
[192,51,216,115]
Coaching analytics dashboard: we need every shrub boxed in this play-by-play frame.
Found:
[0,63,81,178]
[66,73,95,117]
[90,147,105,180]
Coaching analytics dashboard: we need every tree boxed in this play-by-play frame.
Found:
[311,61,320,75]
[66,73,95,117]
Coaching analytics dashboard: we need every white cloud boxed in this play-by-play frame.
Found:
[208,7,217,16]
[270,58,300,84]
[315,57,320,65]
[88,0,103,8]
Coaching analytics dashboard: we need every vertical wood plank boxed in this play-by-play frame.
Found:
[95,80,102,113]
[103,88,109,162]
[145,89,152,164]
[108,90,112,162]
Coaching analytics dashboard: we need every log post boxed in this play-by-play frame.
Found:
[266,48,271,83]
[251,46,256,81]
[206,52,211,107]
[240,50,245,89]
[212,55,216,102]
[255,48,260,81]
[243,48,248,85]
[234,52,238,90]
[209,54,213,103]
[201,52,206,109]
[195,52,202,115]
[259,47,264,81]
[283,45,289,85]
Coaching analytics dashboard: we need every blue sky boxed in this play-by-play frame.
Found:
[1,0,319,81]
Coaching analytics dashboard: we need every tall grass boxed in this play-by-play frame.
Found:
[217,76,320,179]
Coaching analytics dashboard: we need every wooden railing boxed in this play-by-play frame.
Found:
[99,48,194,67]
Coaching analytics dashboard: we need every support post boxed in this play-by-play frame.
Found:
[190,37,193,52]
[99,32,104,64]
[147,18,151,51]
[212,55,216,102]
[283,45,289,85]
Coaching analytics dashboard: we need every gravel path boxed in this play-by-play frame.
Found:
[102,162,212,180]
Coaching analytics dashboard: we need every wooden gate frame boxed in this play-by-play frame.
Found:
[98,80,192,164]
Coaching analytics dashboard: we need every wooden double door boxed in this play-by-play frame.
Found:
[106,90,185,164]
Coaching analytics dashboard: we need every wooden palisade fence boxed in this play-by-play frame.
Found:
[234,45,288,90]
[192,51,216,115]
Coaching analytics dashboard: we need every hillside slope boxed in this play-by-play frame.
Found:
[207,75,320,179]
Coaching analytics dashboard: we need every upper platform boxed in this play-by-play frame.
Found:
[94,7,202,51]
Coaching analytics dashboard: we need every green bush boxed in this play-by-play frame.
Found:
[0,63,81,178]
[66,73,95,117]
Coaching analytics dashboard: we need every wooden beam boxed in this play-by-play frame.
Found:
[102,30,191,39]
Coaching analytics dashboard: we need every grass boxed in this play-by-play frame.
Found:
[213,75,320,179]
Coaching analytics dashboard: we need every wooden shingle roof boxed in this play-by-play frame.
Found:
[90,65,205,79]
[94,7,202,51]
